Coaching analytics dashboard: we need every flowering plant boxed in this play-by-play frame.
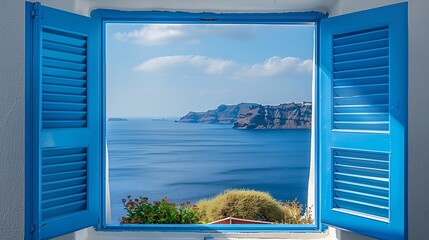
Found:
[120,195,203,224]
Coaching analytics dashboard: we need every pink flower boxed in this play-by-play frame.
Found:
[147,213,152,217]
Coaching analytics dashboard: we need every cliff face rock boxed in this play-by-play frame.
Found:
[178,102,311,129]
[233,103,311,129]
[178,103,259,124]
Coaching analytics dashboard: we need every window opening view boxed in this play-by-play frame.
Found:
[106,23,315,225]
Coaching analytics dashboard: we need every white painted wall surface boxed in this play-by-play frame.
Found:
[407,0,429,239]
[0,1,25,240]
[2,0,429,239]
[328,0,406,17]
[35,0,336,16]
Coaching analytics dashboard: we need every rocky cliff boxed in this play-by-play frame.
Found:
[177,103,258,124]
[178,102,311,129]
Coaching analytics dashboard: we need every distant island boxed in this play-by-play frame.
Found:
[152,118,169,121]
[108,118,128,121]
[177,102,311,129]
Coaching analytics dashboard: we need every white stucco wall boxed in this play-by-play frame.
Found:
[328,0,406,17]
[0,1,25,240]
[35,0,336,16]
[2,0,429,239]
[407,0,429,239]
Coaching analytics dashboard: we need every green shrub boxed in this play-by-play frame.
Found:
[197,189,284,223]
[283,197,313,224]
[120,195,203,224]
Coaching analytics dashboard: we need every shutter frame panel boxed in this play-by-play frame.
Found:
[30,3,101,239]
[320,3,407,240]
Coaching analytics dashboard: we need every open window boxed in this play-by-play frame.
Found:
[26,2,407,240]
[105,22,315,226]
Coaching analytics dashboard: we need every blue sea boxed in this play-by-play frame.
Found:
[107,119,311,223]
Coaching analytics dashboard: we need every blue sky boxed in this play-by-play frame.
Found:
[106,24,314,118]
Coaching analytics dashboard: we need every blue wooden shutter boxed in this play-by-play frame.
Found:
[29,3,101,239]
[320,3,407,240]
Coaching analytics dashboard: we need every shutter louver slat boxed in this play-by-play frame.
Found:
[43,77,86,87]
[42,200,88,220]
[43,102,87,111]
[43,67,87,80]
[333,66,389,79]
[334,47,389,62]
[41,147,88,221]
[42,28,88,129]
[42,193,87,209]
[43,49,87,64]
[43,41,86,55]
[43,59,87,72]
[333,27,389,46]
[42,184,88,202]
[43,29,87,48]
[333,149,389,220]
[333,27,389,132]
[43,169,87,182]
[43,84,87,95]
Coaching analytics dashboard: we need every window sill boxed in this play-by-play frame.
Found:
[88,227,330,240]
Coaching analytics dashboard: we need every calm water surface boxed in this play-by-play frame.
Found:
[107,119,311,223]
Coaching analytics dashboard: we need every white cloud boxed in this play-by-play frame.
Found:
[115,25,187,45]
[114,24,257,45]
[134,55,312,80]
[234,57,313,79]
[134,55,236,74]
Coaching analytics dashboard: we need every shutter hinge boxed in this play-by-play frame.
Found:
[97,218,101,230]
[31,225,36,233]
[31,2,41,18]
